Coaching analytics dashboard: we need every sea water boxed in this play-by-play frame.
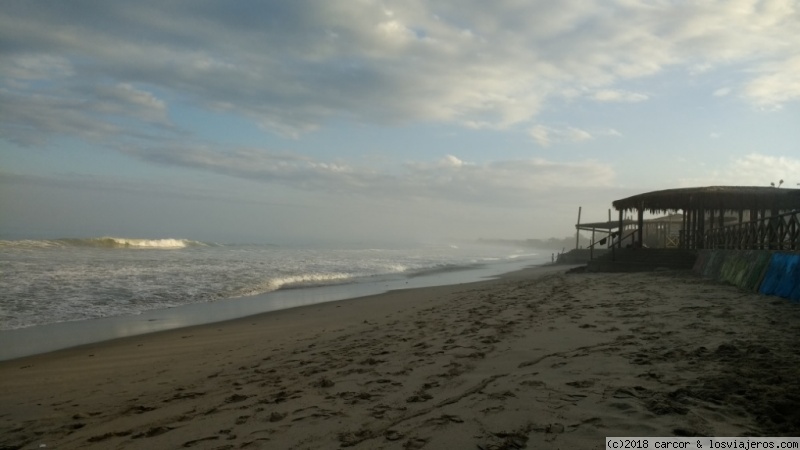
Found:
[0,237,548,331]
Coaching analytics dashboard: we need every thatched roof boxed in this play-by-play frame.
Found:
[612,186,800,213]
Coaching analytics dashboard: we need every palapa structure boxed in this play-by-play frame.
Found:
[610,186,800,250]
[578,214,685,250]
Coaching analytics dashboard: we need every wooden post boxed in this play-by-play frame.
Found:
[719,208,726,249]
[575,206,582,250]
[709,209,716,249]
[770,207,779,250]
[681,209,687,249]
[637,208,644,247]
[698,208,705,249]
[618,209,624,248]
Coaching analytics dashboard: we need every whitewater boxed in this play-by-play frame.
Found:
[0,237,547,331]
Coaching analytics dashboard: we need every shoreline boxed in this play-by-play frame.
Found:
[0,257,550,361]
[2,266,799,449]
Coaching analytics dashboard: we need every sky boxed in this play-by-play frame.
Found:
[1,1,799,244]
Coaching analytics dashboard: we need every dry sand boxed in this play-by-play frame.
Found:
[2,266,800,449]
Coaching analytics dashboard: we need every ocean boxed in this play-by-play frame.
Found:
[0,237,548,332]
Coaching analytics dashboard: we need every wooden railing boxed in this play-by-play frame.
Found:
[704,210,800,250]
[588,230,637,249]
[584,229,639,261]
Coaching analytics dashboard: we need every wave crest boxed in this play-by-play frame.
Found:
[233,272,355,297]
[85,237,204,249]
[0,237,207,249]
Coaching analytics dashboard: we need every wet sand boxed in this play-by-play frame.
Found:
[2,266,799,449]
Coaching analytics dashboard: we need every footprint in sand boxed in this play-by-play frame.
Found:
[565,379,596,389]
[87,430,133,442]
[424,414,464,426]
[131,426,174,439]
[182,436,220,447]
[406,391,433,403]
[403,437,429,449]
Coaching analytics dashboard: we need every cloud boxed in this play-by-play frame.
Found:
[0,88,121,147]
[591,89,648,103]
[404,157,616,202]
[123,142,615,205]
[0,79,173,147]
[92,83,168,123]
[0,54,74,80]
[529,124,594,147]
[600,128,623,138]
[124,144,383,193]
[529,125,552,147]
[0,170,302,209]
[439,155,467,168]
[677,153,800,187]
[1,0,798,145]
[713,87,732,97]
[743,55,800,109]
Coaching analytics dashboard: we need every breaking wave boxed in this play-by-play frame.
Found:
[233,272,357,297]
[0,237,208,249]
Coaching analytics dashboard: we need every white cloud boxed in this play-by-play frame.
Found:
[93,83,169,123]
[677,153,800,187]
[376,20,416,43]
[713,87,732,97]
[728,154,800,185]
[403,156,616,203]
[529,124,594,147]
[1,0,798,144]
[568,127,593,142]
[125,142,616,206]
[529,125,552,147]
[440,155,466,168]
[743,55,800,109]
[591,89,649,103]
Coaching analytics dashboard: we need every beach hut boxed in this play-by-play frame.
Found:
[611,186,800,250]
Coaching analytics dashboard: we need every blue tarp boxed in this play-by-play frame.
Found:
[759,253,800,301]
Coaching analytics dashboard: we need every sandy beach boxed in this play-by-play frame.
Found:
[2,265,799,449]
